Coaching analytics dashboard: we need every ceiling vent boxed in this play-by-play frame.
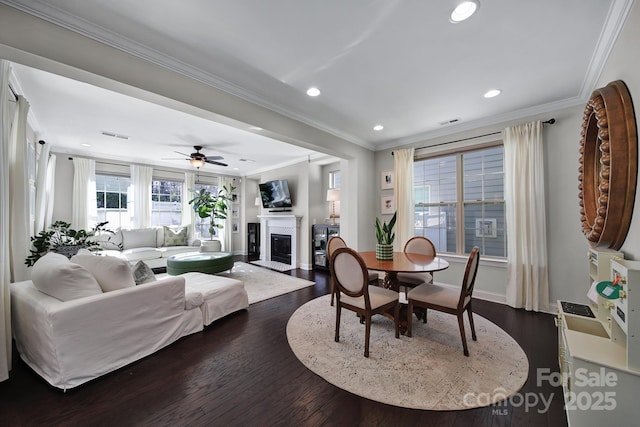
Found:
[438,118,460,126]
[101,131,130,140]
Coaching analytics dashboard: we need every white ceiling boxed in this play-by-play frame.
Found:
[2,0,631,175]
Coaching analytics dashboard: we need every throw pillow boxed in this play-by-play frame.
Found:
[31,252,103,301]
[163,226,188,247]
[133,260,156,285]
[71,254,136,292]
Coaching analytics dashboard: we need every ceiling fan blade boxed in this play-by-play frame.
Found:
[205,159,228,167]
[173,150,191,157]
[162,157,189,160]
[206,155,224,160]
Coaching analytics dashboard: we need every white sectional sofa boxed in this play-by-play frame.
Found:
[11,252,248,390]
[97,226,202,269]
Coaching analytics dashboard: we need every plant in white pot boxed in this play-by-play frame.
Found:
[375,211,396,260]
[188,184,236,251]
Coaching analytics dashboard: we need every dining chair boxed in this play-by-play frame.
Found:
[330,247,400,357]
[397,236,436,298]
[327,236,379,306]
[406,247,480,356]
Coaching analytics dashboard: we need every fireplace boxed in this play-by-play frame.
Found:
[270,234,291,264]
[258,215,301,269]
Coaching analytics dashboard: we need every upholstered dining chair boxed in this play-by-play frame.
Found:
[397,236,436,297]
[327,236,378,306]
[406,246,480,356]
[330,247,400,357]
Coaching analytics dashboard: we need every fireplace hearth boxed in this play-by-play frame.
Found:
[271,234,291,264]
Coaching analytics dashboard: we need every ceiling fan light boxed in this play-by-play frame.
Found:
[190,158,205,168]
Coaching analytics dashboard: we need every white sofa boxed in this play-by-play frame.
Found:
[97,226,202,269]
[10,252,248,390]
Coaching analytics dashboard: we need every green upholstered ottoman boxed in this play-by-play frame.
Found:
[166,252,234,275]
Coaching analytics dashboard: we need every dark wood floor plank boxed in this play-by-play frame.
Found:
[0,262,567,426]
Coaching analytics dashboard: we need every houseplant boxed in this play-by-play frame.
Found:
[25,220,118,266]
[375,211,397,260]
[188,184,236,247]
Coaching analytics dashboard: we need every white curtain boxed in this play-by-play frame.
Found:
[9,95,31,284]
[0,60,12,382]
[219,176,234,252]
[72,158,96,230]
[503,121,549,312]
[44,153,57,229]
[393,148,415,251]
[34,142,52,232]
[129,164,153,229]
[182,172,195,233]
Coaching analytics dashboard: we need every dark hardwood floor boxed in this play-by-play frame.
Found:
[0,265,567,427]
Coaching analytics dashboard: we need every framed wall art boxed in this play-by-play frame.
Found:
[381,170,393,190]
[381,194,395,215]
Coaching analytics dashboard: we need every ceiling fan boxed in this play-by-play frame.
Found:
[170,145,227,168]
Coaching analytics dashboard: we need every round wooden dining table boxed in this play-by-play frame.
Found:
[359,251,449,293]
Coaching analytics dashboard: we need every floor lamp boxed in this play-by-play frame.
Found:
[326,189,340,226]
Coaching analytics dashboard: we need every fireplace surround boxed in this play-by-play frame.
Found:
[258,215,302,269]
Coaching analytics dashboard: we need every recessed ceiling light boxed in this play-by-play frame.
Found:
[484,89,502,98]
[81,143,92,147]
[373,125,384,131]
[450,1,479,23]
[306,87,321,97]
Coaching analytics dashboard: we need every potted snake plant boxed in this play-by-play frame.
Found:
[375,211,396,260]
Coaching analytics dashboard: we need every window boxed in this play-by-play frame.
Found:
[151,180,182,226]
[96,174,131,229]
[413,145,505,257]
[329,170,341,189]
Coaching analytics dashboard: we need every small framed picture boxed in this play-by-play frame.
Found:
[231,206,240,218]
[381,170,393,190]
[381,194,395,215]
[232,221,240,234]
[231,193,239,203]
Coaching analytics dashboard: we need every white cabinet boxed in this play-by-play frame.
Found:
[557,258,640,425]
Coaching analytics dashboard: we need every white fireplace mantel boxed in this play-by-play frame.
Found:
[258,215,302,268]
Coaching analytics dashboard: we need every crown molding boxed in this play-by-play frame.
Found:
[579,0,635,99]
[374,96,585,151]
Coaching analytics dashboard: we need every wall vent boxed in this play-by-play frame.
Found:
[438,118,460,126]
[101,131,130,140]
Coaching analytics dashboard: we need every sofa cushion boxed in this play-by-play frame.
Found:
[133,260,156,284]
[31,252,103,301]
[121,247,163,262]
[121,228,157,250]
[163,226,188,246]
[71,254,135,292]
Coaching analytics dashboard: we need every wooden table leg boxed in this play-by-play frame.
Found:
[382,272,411,334]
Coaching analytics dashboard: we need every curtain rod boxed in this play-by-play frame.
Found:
[393,118,556,154]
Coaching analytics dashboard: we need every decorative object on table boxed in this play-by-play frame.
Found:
[381,170,394,190]
[380,194,395,215]
[25,220,119,266]
[326,188,340,225]
[578,80,637,250]
[375,211,396,260]
[188,184,236,240]
[596,275,623,299]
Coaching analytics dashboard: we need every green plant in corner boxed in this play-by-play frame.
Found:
[25,220,118,267]
[188,184,236,240]
[375,211,397,245]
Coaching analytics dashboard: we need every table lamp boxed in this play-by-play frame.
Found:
[326,189,340,225]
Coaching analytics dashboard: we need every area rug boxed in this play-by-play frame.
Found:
[286,295,529,411]
[219,262,314,304]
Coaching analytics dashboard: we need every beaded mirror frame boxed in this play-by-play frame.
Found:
[578,80,637,250]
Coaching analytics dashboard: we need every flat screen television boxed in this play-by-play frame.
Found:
[259,180,292,210]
